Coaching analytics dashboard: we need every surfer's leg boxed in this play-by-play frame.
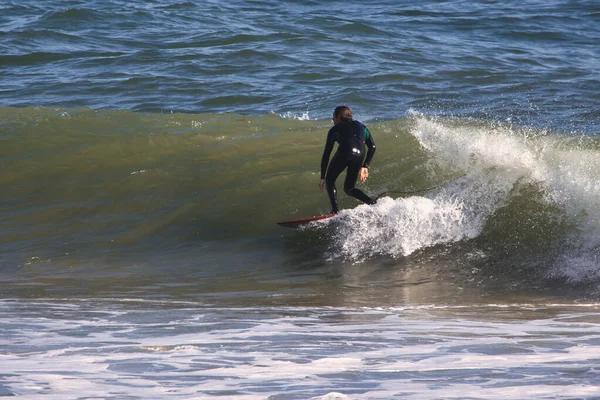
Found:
[325,154,346,214]
[344,160,376,205]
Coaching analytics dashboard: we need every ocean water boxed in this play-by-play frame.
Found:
[2,1,600,398]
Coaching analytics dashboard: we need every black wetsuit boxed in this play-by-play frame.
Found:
[320,119,376,214]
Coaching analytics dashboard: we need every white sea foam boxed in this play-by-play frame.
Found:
[328,194,474,260]
[1,300,600,399]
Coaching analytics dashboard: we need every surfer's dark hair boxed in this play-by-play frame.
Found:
[334,106,353,122]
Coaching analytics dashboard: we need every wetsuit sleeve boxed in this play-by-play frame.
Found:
[363,127,375,168]
[320,128,336,179]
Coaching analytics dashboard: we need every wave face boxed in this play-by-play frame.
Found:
[2,107,600,298]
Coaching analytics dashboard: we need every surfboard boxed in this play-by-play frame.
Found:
[276,213,338,229]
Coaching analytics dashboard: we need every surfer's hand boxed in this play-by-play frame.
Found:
[319,179,325,191]
[360,167,369,182]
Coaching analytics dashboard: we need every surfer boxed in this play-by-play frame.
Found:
[319,106,376,214]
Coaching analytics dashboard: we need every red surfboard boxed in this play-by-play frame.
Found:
[276,213,338,229]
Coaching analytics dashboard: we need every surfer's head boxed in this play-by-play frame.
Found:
[333,106,353,124]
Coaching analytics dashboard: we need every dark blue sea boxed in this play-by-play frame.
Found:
[2,1,600,398]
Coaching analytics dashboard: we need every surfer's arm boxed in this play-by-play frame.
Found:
[320,129,336,179]
[362,128,375,168]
